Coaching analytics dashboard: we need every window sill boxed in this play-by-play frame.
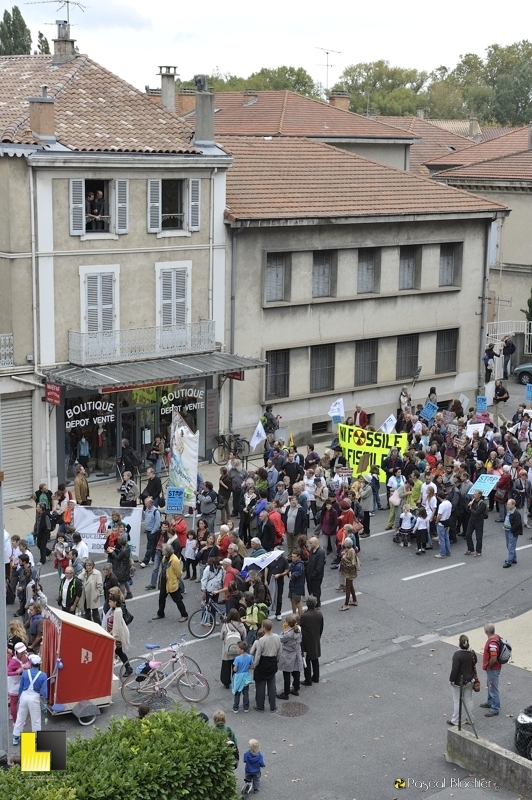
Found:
[156,230,191,239]
[262,285,461,309]
[80,232,119,241]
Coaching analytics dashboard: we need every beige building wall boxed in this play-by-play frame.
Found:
[227,218,490,441]
[324,140,409,170]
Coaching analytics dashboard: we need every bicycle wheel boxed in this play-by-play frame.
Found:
[172,654,202,674]
[117,657,147,682]
[188,608,215,638]
[212,439,230,466]
[176,670,210,703]
[121,671,157,706]
[236,437,250,460]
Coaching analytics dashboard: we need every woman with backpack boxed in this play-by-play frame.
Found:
[220,608,246,689]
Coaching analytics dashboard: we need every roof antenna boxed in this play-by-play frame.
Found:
[316,46,341,92]
[25,0,87,24]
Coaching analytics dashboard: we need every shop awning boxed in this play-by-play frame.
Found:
[45,352,267,392]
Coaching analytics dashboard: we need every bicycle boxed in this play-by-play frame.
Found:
[121,639,209,706]
[188,596,227,639]
[117,633,201,681]
[212,433,250,466]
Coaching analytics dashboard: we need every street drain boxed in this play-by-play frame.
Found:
[275,701,309,717]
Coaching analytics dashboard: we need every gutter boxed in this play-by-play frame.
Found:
[229,223,247,433]
[209,167,218,321]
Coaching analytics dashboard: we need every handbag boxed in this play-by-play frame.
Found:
[158,492,166,509]
[389,490,401,507]
[494,489,506,502]
[122,603,134,626]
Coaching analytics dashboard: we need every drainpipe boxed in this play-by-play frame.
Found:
[229,223,246,433]
[29,166,51,487]
[209,167,218,323]
[478,218,493,396]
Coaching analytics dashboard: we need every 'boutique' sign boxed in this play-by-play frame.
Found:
[65,400,115,429]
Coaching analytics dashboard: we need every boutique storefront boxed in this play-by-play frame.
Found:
[46,353,265,483]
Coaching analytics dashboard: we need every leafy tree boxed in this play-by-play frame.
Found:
[492,61,532,124]
[331,60,428,115]
[36,31,50,55]
[521,286,532,322]
[425,80,466,119]
[180,65,320,97]
[0,5,32,55]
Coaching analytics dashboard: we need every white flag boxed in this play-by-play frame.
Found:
[250,420,267,452]
[379,414,397,433]
[328,398,345,419]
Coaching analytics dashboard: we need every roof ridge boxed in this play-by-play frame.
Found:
[278,90,289,135]
[440,147,532,175]
[428,124,529,164]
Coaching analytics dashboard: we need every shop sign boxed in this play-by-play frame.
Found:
[45,382,64,406]
[226,371,244,381]
[161,386,205,415]
[65,400,116,430]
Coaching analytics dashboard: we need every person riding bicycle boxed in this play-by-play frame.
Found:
[201,556,224,619]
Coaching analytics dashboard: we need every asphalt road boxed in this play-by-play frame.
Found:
[30,507,532,800]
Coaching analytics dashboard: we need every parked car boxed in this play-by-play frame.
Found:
[515,705,532,759]
[514,363,532,385]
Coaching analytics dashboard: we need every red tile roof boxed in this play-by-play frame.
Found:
[0,55,196,153]
[425,126,530,171]
[436,148,532,181]
[376,116,471,175]
[186,90,415,140]
[428,119,519,141]
[220,135,506,223]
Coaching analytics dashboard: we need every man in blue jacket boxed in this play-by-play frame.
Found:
[12,653,48,745]
[288,549,306,617]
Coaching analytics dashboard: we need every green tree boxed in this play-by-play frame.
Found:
[180,65,320,97]
[332,60,428,115]
[492,61,532,124]
[426,80,466,119]
[36,31,50,55]
[0,5,32,55]
[521,286,532,322]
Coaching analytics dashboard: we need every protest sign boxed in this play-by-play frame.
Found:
[476,396,488,413]
[526,385,532,403]
[420,401,438,422]
[73,505,142,557]
[338,425,408,482]
[468,474,499,497]
[328,398,345,420]
[379,414,397,434]
[466,423,485,438]
[166,487,185,514]
[441,410,454,424]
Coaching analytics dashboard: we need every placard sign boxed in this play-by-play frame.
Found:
[420,401,438,422]
[526,385,532,402]
[468,474,499,497]
[166,487,185,514]
[476,396,488,413]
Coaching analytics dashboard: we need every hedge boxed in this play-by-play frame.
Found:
[0,708,238,800]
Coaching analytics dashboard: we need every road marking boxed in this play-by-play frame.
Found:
[401,562,465,581]
[516,543,532,551]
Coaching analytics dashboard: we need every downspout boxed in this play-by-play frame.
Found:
[29,166,51,487]
[478,217,493,397]
[229,223,246,433]
[209,168,218,322]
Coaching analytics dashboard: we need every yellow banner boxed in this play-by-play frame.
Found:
[338,425,408,482]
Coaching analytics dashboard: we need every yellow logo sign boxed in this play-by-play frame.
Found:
[394,777,406,789]
[21,731,67,771]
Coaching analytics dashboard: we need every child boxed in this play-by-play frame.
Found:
[184,530,198,580]
[213,710,239,769]
[232,641,253,713]
[397,504,416,547]
[53,532,70,579]
[243,739,265,794]
[412,507,430,554]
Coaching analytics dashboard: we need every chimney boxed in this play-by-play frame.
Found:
[469,116,481,142]
[27,85,55,143]
[416,108,426,119]
[528,121,532,150]
[53,20,76,65]
[193,75,214,147]
[328,91,350,112]
[176,89,196,117]
[158,66,178,113]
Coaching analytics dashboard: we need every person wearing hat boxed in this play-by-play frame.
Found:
[12,653,48,745]
[359,474,374,538]
[7,643,30,722]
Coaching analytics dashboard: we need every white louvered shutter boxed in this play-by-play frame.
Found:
[265,254,285,302]
[86,273,114,331]
[147,179,162,233]
[100,273,115,330]
[70,178,85,235]
[115,179,129,234]
[439,245,455,286]
[161,269,187,325]
[86,274,100,332]
[188,179,201,231]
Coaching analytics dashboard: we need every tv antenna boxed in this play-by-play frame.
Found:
[316,46,341,91]
[25,0,86,24]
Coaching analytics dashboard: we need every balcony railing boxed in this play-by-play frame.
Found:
[69,321,216,366]
[0,333,14,366]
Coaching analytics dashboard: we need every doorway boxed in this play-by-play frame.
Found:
[117,405,158,466]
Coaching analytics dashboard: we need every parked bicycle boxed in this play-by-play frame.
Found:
[116,633,201,681]
[121,638,209,706]
[188,596,227,639]
[212,432,250,466]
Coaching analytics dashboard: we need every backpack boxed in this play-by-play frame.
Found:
[497,636,512,665]
[225,727,239,768]
[483,354,490,365]
[225,624,242,658]
[234,572,247,592]
[130,448,143,467]
[254,602,269,626]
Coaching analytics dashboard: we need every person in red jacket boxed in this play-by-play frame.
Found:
[353,405,368,429]
[170,514,188,550]
[494,465,513,523]
[217,525,232,559]
[268,504,285,545]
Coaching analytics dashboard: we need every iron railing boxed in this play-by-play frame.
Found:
[69,321,216,366]
[486,320,532,355]
[0,333,14,366]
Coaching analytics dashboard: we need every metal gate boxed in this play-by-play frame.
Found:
[1,394,33,503]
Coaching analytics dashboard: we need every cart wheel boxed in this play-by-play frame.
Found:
[78,714,97,726]
[176,670,210,703]
[121,672,157,706]
[188,609,215,638]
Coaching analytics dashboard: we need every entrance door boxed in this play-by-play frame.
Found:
[117,405,158,468]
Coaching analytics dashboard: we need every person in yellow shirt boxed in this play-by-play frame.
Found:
[152,545,188,622]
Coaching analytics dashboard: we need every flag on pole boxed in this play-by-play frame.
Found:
[328,398,345,419]
[289,430,294,447]
[250,420,267,452]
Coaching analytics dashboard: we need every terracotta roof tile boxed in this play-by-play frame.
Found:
[436,148,532,181]
[220,135,506,222]
[187,90,415,140]
[376,116,471,175]
[425,126,530,170]
[429,119,519,142]
[0,54,196,153]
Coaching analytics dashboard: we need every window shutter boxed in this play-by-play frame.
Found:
[70,178,85,236]
[357,250,375,294]
[312,253,331,298]
[147,179,162,233]
[188,179,201,231]
[86,274,99,332]
[100,273,115,331]
[174,268,187,324]
[440,245,454,286]
[399,247,416,290]
[115,179,129,234]
[265,254,285,302]
[161,269,187,326]
[86,273,114,332]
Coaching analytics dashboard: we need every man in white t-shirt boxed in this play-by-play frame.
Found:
[435,495,452,559]
[420,474,437,505]
[72,533,89,561]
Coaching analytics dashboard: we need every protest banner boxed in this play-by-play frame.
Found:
[466,422,485,438]
[169,408,199,509]
[73,505,142,556]
[441,410,454,424]
[338,425,408,482]
[468,474,499,497]
[526,385,532,403]
[420,401,438,422]
[459,394,470,412]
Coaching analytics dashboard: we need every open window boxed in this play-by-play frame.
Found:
[69,178,128,236]
[147,179,201,234]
